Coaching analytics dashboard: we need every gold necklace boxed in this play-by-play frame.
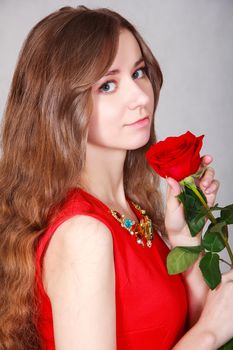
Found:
[109,201,154,248]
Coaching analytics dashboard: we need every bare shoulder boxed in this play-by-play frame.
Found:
[56,214,113,246]
[42,215,116,350]
[43,215,114,295]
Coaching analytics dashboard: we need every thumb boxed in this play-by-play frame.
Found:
[165,177,182,212]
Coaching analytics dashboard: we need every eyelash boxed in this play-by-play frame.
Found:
[98,66,148,94]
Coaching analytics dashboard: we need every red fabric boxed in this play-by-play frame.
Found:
[35,188,188,349]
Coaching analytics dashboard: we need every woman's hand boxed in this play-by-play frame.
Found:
[173,268,233,349]
[165,154,220,248]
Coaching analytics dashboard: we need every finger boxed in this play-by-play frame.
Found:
[194,155,213,185]
[166,177,181,197]
[200,154,213,166]
[166,177,182,212]
[196,154,213,175]
[204,179,220,195]
[200,167,215,188]
[203,180,220,207]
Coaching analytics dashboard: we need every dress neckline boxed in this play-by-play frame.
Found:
[74,187,155,248]
[76,187,141,223]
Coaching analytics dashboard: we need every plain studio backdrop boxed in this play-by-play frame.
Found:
[0,0,233,270]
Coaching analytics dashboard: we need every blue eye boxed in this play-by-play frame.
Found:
[99,81,116,93]
[132,66,147,79]
[99,66,147,93]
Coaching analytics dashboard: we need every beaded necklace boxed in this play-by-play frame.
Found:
[109,201,154,248]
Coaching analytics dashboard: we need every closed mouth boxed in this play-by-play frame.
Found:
[126,116,149,126]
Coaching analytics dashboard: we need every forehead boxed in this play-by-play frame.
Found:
[91,29,144,87]
[110,29,142,67]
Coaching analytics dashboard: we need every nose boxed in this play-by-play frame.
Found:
[125,78,150,110]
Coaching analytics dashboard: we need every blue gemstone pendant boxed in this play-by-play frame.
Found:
[123,217,135,229]
[109,201,154,248]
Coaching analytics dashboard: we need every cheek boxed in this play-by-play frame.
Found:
[87,104,122,145]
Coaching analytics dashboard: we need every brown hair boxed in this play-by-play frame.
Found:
[0,5,164,349]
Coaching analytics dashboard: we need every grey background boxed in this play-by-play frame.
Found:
[0,0,233,268]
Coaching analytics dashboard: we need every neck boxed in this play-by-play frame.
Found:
[80,142,128,209]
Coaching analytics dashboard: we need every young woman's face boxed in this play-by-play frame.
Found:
[88,29,155,151]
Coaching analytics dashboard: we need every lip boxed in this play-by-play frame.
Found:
[125,116,150,127]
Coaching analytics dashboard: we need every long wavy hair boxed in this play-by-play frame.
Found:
[0,5,164,349]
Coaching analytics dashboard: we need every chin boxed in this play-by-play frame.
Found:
[125,134,151,150]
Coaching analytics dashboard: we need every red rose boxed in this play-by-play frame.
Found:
[146,131,204,181]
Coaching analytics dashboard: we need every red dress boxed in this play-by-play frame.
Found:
[35,188,188,349]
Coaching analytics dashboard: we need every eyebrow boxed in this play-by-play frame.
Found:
[103,57,145,77]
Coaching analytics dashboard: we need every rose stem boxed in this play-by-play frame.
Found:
[219,258,232,268]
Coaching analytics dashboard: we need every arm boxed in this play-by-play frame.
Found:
[181,251,209,327]
[172,324,216,350]
[169,231,209,327]
[42,215,116,350]
[172,269,233,350]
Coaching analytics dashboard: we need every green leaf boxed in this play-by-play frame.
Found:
[221,204,233,224]
[187,216,206,237]
[178,191,195,212]
[199,252,221,289]
[208,220,228,240]
[195,186,208,204]
[195,206,211,219]
[183,185,207,206]
[178,186,207,236]
[209,221,227,233]
[202,231,225,252]
[167,246,203,275]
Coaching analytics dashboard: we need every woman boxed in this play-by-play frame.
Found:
[0,5,233,350]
